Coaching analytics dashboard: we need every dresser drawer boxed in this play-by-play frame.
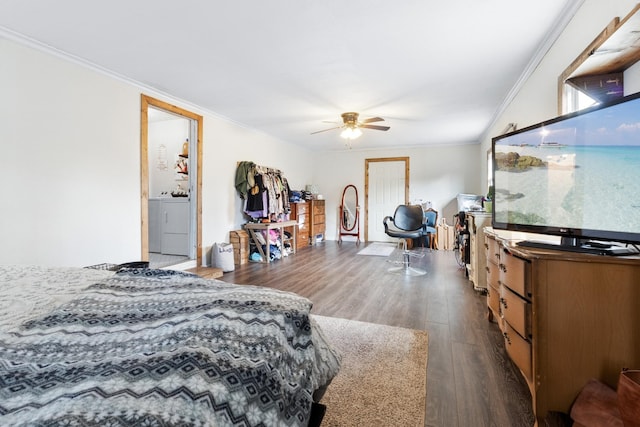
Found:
[500,285,531,339]
[295,203,308,215]
[313,203,325,215]
[314,213,325,225]
[486,260,499,288]
[487,236,500,265]
[296,231,309,248]
[487,282,501,322]
[470,234,477,256]
[500,250,531,298]
[503,321,532,381]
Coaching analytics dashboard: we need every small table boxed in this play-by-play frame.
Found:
[244,220,297,263]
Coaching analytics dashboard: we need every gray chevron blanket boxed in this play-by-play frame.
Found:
[0,266,340,426]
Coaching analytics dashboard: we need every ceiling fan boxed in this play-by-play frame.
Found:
[311,112,390,140]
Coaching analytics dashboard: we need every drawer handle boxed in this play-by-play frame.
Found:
[500,297,508,309]
[503,331,511,345]
[484,243,489,249]
[499,263,507,272]
[485,266,490,273]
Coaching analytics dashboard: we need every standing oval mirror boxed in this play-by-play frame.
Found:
[339,184,360,243]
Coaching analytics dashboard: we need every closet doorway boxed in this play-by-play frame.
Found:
[140,95,203,267]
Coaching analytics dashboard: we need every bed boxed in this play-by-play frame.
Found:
[0,265,341,426]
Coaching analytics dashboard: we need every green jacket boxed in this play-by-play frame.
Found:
[235,161,255,199]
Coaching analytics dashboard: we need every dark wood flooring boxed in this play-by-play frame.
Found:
[220,241,535,427]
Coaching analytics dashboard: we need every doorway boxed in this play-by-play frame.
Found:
[364,157,410,242]
[140,95,203,267]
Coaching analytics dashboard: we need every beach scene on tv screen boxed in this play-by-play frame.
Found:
[494,100,640,235]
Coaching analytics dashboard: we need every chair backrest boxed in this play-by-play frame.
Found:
[424,208,438,227]
[392,205,424,231]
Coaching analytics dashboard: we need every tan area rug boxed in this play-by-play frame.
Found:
[356,242,396,257]
[312,315,428,426]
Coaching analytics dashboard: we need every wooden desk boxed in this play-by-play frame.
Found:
[244,220,297,263]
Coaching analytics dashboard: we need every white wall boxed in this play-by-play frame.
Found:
[199,115,312,262]
[0,37,312,267]
[314,143,482,242]
[481,0,640,186]
[1,38,141,267]
[5,0,632,266]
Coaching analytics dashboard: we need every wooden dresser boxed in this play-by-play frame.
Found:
[309,199,326,244]
[466,211,492,292]
[289,202,310,249]
[484,228,640,424]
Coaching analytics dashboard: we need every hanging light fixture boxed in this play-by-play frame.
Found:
[340,124,362,140]
[311,111,389,140]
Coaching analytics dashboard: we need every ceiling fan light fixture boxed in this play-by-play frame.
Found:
[312,111,388,139]
[340,126,362,140]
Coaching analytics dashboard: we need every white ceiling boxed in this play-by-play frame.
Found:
[0,0,583,151]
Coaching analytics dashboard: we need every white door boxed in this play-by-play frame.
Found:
[367,159,407,242]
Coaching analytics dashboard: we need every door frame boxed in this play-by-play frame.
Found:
[364,157,410,242]
[140,94,203,265]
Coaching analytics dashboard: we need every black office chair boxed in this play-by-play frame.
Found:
[383,204,427,276]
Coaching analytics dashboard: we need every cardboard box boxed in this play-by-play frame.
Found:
[229,230,249,265]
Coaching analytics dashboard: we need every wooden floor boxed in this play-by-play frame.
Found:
[220,241,535,427]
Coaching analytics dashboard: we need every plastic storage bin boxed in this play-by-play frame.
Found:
[456,193,483,212]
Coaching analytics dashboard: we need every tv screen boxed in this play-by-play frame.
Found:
[492,92,640,255]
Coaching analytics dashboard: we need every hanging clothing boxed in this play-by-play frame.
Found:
[237,162,291,221]
[281,177,291,214]
[245,173,268,219]
[234,161,255,199]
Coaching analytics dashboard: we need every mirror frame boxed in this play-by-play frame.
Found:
[558,4,640,114]
[341,185,358,231]
[338,184,361,244]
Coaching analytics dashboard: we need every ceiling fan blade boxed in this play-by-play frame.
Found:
[360,124,390,131]
[361,117,385,124]
[310,126,343,135]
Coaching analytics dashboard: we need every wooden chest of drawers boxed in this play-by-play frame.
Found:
[488,236,535,388]
[289,202,310,249]
[484,228,640,424]
[486,235,502,326]
[309,199,325,244]
[466,212,491,291]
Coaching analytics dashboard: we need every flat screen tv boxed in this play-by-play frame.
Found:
[491,92,640,256]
